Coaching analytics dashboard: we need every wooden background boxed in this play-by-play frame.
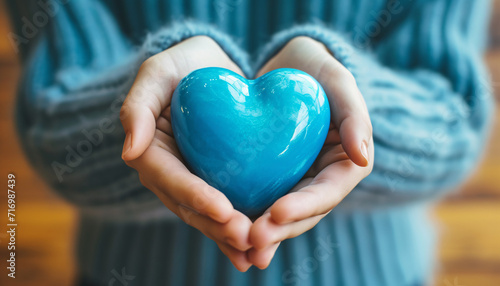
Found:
[0,2,498,285]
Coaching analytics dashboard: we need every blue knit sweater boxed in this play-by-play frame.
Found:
[6,0,493,285]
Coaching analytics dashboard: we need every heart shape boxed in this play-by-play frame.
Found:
[171,67,330,217]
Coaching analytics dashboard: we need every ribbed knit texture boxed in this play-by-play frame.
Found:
[77,205,435,286]
[6,0,493,285]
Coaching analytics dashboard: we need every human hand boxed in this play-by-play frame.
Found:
[120,36,253,271]
[248,36,374,269]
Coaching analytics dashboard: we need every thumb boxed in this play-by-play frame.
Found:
[120,98,158,161]
[316,58,373,167]
[337,116,372,167]
[120,57,176,161]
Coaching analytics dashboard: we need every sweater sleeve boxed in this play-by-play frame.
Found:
[9,0,251,216]
[253,1,494,207]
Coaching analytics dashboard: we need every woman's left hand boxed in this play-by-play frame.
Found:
[248,36,374,269]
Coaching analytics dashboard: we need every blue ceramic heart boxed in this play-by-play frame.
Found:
[171,67,330,217]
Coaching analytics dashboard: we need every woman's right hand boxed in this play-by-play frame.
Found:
[120,36,253,272]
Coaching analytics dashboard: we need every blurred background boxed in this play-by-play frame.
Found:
[0,1,498,286]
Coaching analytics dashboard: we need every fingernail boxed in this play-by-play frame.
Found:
[122,133,132,159]
[360,141,369,165]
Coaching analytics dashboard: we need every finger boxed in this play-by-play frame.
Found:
[247,242,281,270]
[314,54,373,167]
[156,118,173,137]
[129,141,234,223]
[216,242,252,272]
[121,36,246,161]
[305,143,348,178]
[175,204,252,251]
[270,158,372,224]
[162,196,253,271]
[250,211,324,250]
[121,54,177,161]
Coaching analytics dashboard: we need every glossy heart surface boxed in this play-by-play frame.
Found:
[171,67,330,217]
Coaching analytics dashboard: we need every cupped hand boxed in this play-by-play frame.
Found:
[120,36,253,272]
[248,36,374,269]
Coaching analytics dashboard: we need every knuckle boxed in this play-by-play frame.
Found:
[255,231,272,248]
[138,174,148,188]
[288,36,316,47]
[185,180,209,195]
[340,68,356,83]
[123,159,132,167]
[176,179,210,210]
[319,58,356,84]
[141,55,160,71]
[336,66,356,84]
[220,224,233,242]
[119,104,130,122]
[178,212,195,227]
[192,35,216,45]
[141,54,175,82]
